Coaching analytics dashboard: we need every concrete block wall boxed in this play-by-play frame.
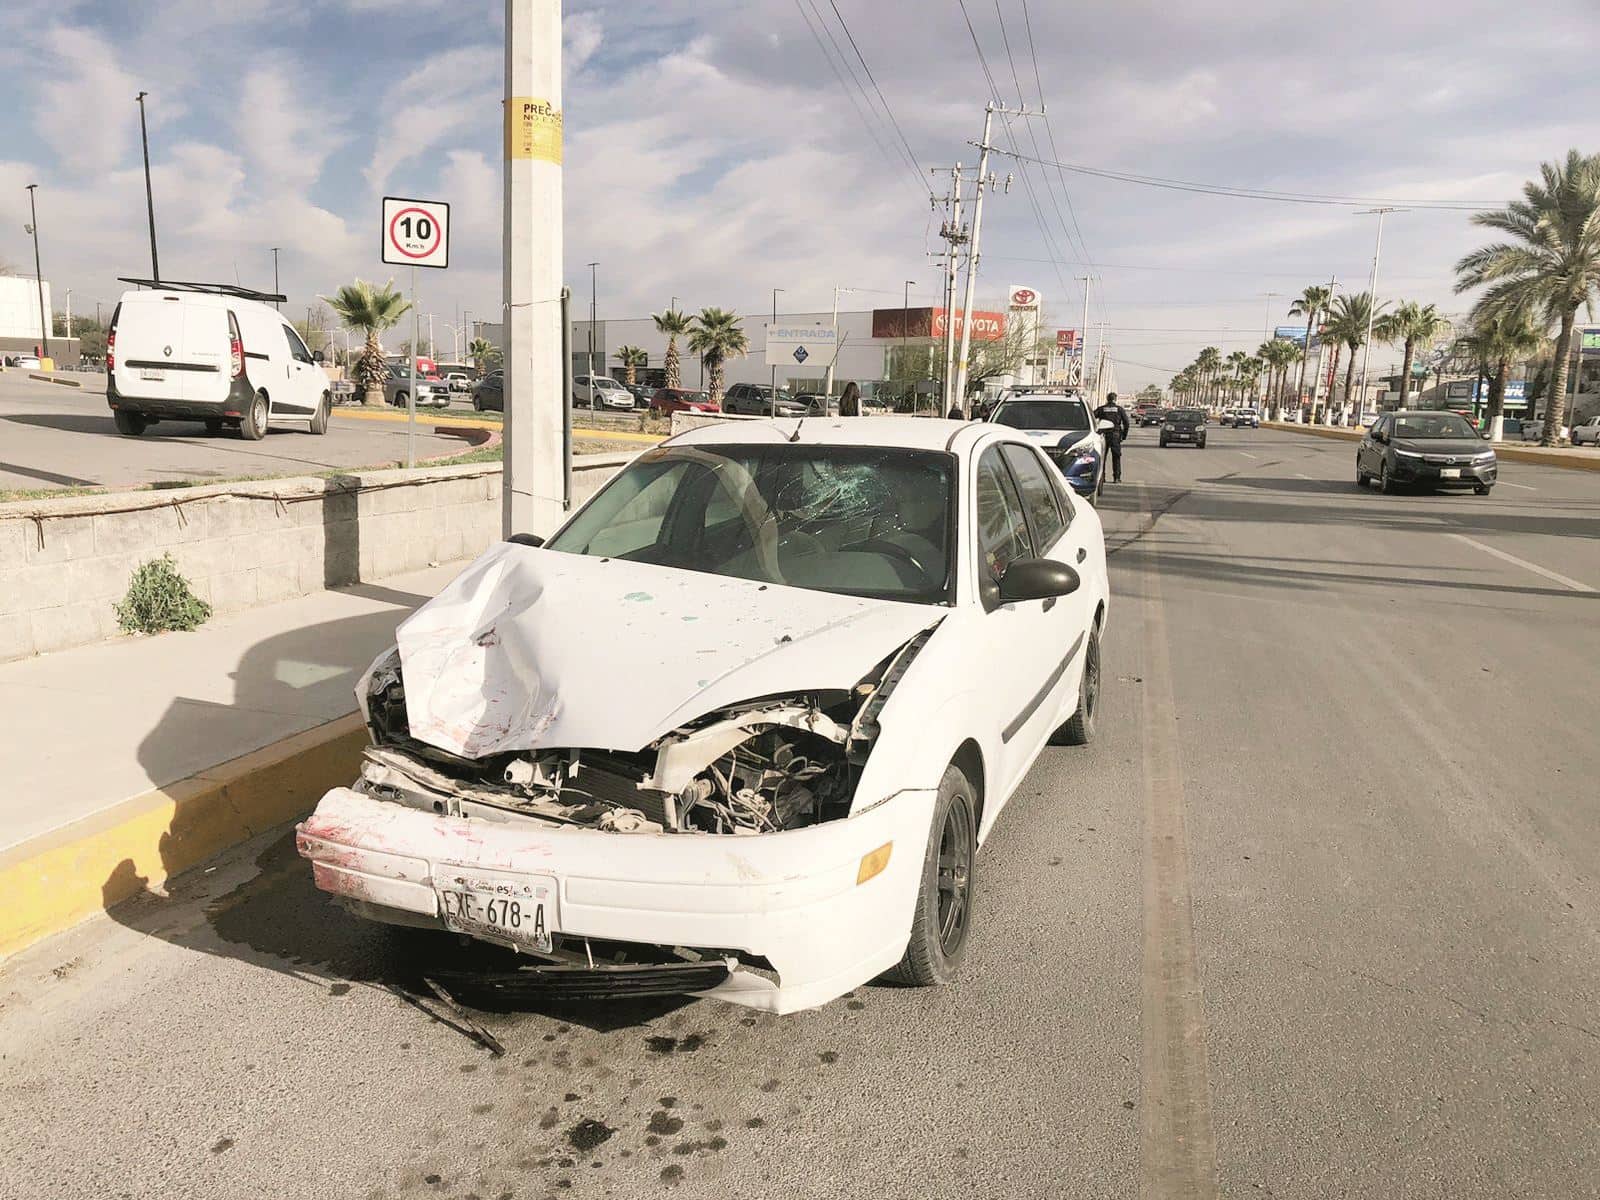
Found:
[0,453,633,663]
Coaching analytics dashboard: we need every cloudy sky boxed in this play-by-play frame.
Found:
[2,0,1597,388]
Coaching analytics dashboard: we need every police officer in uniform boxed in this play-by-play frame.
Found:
[1093,391,1131,483]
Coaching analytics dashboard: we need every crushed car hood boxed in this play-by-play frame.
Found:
[395,542,945,757]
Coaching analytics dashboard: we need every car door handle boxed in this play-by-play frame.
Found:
[1076,547,1087,564]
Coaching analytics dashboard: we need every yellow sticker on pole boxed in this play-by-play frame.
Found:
[506,96,563,163]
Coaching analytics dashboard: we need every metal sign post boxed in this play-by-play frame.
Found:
[381,195,451,470]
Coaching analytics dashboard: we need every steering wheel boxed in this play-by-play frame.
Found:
[857,537,928,580]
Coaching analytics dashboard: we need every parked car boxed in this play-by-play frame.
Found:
[1159,409,1208,448]
[472,370,504,413]
[384,363,451,409]
[574,374,635,410]
[106,283,332,439]
[723,382,809,416]
[296,416,1110,1013]
[987,391,1105,504]
[12,354,42,369]
[649,387,718,415]
[1570,415,1600,445]
[1356,410,1496,495]
[792,393,832,415]
[625,382,655,406]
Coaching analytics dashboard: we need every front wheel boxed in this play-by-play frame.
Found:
[1159,436,1168,448]
[1356,458,1371,487]
[1052,626,1100,746]
[1379,462,1396,495]
[886,764,977,988]
[309,393,331,435]
[113,409,147,436]
[392,390,408,408]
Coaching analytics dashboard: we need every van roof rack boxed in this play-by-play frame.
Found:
[117,278,287,303]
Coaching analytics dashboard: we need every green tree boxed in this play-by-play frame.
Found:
[1455,149,1600,444]
[615,345,648,385]
[468,338,501,375]
[686,308,749,405]
[1287,284,1334,408]
[652,309,692,389]
[1225,350,1252,405]
[1456,310,1548,440]
[1258,338,1300,417]
[1378,301,1451,408]
[1321,292,1385,419]
[322,279,413,406]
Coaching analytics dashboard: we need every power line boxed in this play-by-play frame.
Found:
[984,146,1495,210]
[793,0,928,207]
[825,0,929,198]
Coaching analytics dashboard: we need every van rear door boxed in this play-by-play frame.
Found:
[112,295,228,406]
[180,304,229,404]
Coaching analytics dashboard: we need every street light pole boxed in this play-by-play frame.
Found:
[823,285,860,400]
[1355,208,1401,424]
[770,287,784,416]
[24,184,48,360]
[586,261,598,380]
[1077,275,1092,394]
[135,91,160,284]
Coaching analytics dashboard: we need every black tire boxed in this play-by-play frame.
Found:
[1052,626,1101,746]
[473,394,483,412]
[1159,436,1168,448]
[113,409,146,436]
[203,417,224,435]
[1198,438,1207,449]
[240,390,269,440]
[886,764,977,988]
[1379,462,1396,495]
[1475,484,1492,496]
[309,393,331,435]
[393,390,408,408]
[1356,458,1371,487]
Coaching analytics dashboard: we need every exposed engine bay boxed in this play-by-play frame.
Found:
[357,630,929,836]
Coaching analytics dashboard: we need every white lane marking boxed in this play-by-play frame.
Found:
[1238,451,1258,459]
[1448,533,1596,593]
[1294,472,1313,479]
[1497,480,1538,491]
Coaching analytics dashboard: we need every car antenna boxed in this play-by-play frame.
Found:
[788,417,803,442]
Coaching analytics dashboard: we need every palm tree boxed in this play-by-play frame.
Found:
[1321,292,1385,421]
[1457,310,1548,441]
[1257,339,1299,417]
[615,345,648,386]
[1196,346,1222,405]
[323,279,412,406]
[1379,301,1451,409]
[1455,150,1600,444]
[1224,350,1251,405]
[468,337,501,376]
[686,308,749,405]
[652,309,692,389]
[1287,284,1334,411]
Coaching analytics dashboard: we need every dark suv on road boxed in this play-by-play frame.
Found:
[1160,409,1207,448]
[1357,410,1497,495]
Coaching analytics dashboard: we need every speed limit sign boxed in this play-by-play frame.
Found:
[382,196,450,269]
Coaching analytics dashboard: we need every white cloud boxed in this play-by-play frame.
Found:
[363,47,501,195]
[33,28,140,176]
[565,12,604,74]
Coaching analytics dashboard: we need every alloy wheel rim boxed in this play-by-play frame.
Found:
[936,798,973,955]
[1084,642,1100,721]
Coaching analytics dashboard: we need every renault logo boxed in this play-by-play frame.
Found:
[162,345,172,357]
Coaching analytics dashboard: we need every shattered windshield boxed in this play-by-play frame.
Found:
[546,444,955,603]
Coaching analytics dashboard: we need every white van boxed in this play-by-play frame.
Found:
[106,282,332,439]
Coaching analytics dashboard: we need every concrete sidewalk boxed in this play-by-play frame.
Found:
[0,560,465,957]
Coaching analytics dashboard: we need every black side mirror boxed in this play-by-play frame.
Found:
[507,532,544,548]
[990,557,1081,608]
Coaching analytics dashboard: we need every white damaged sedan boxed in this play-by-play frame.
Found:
[298,417,1109,1013]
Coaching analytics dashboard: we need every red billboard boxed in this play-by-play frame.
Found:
[872,307,1006,341]
[1056,329,1077,351]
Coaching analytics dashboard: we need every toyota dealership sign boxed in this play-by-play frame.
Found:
[1008,285,1040,309]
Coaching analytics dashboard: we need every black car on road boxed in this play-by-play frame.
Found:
[472,370,504,412]
[1356,410,1497,495]
[1159,409,1207,448]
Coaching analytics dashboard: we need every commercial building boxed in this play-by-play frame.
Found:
[0,275,53,357]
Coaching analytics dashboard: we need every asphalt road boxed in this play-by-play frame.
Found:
[0,371,477,493]
[2,424,1596,1199]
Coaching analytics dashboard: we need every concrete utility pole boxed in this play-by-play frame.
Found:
[823,285,860,400]
[938,163,965,412]
[136,92,160,284]
[1077,274,1093,391]
[24,184,48,360]
[1355,208,1400,423]
[502,0,566,538]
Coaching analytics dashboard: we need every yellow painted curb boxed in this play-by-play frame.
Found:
[0,712,367,961]
[332,406,664,444]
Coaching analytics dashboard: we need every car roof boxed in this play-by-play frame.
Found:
[667,415,1033,457]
